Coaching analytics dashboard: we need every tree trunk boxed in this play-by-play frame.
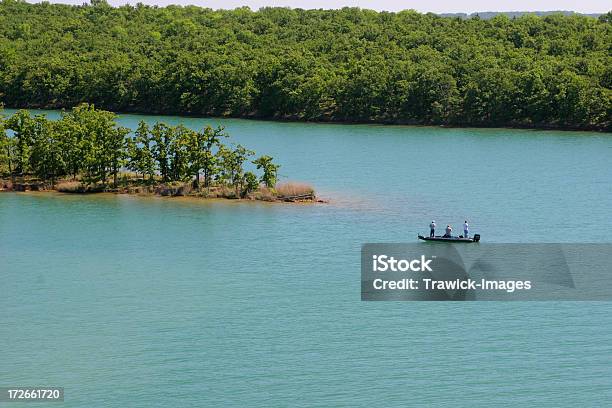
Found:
[194,170,200,190]
[6,146,15,183]
[112,162,118,188]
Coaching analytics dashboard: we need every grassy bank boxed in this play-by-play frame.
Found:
[1,176,318,203]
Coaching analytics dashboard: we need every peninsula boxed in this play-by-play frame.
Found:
[0,105,316,203]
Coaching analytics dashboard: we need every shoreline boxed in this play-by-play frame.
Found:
[0,179,323,204]
[4,106,610,133]
[0,189,324,207]
[0,105,320,205]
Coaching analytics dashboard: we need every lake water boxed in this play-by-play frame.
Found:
[1,111,612,406]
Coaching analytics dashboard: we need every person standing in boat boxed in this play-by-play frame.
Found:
[444,225,452,238]
[429,220,436,237]
[463,221,469,238]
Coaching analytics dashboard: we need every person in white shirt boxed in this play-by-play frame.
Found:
[429,221,436,237]
[463,221,469,238]
[444,225,452,238]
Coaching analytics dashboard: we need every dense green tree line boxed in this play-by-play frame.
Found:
[0,1,610,130]
[0,104,279,195]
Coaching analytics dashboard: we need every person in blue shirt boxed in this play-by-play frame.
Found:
[429,220,436,237]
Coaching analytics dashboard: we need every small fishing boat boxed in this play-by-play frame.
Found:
[418,234,480,243]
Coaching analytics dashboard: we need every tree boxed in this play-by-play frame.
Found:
[56,112,85,180]
[0,103,286,198]
[0,118,16,181]
[217,144,254,195]
[0,3,609,130]
[182,126,204,188]
[169,125,190,182]
[107,126,129,188]
[216,145,235,186]
[4,110,35,176]
[253,155,280,188]
[29,117,66,185]
[151,123,172,182]
[65,104,120,185]
[229,145,254,196]
[200,126,227,188]
[128,121,156,182]
[242,171,259,197]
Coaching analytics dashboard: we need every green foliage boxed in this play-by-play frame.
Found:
[253,155,280,188]
[185,125,227,189]
[128,121,155,182]
[150,123,172,182]
[242,171,259,197]
[107,126,129,187]
[4,110,35,176]
[0,104,279,192]
[215,145,234,185]
[65,103,120,185]
[168,125,190,182]
[215,143,255,195]
[29,118,65,183]
[0,3,609,129]
[0,115,13,176]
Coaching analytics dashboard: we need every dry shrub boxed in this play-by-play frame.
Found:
[275,182,314,197]
[56,181,85,193]
[254,186,276,201]
[176,183,192,196]
[156,182,193,196]
[217,185,238,199]
[56,181,104,193]
[1,180,13,191]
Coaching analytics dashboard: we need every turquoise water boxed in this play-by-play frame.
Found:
[1,111,612,406]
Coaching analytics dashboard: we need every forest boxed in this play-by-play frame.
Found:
[0,0,610,130]
[0,104,293,200]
